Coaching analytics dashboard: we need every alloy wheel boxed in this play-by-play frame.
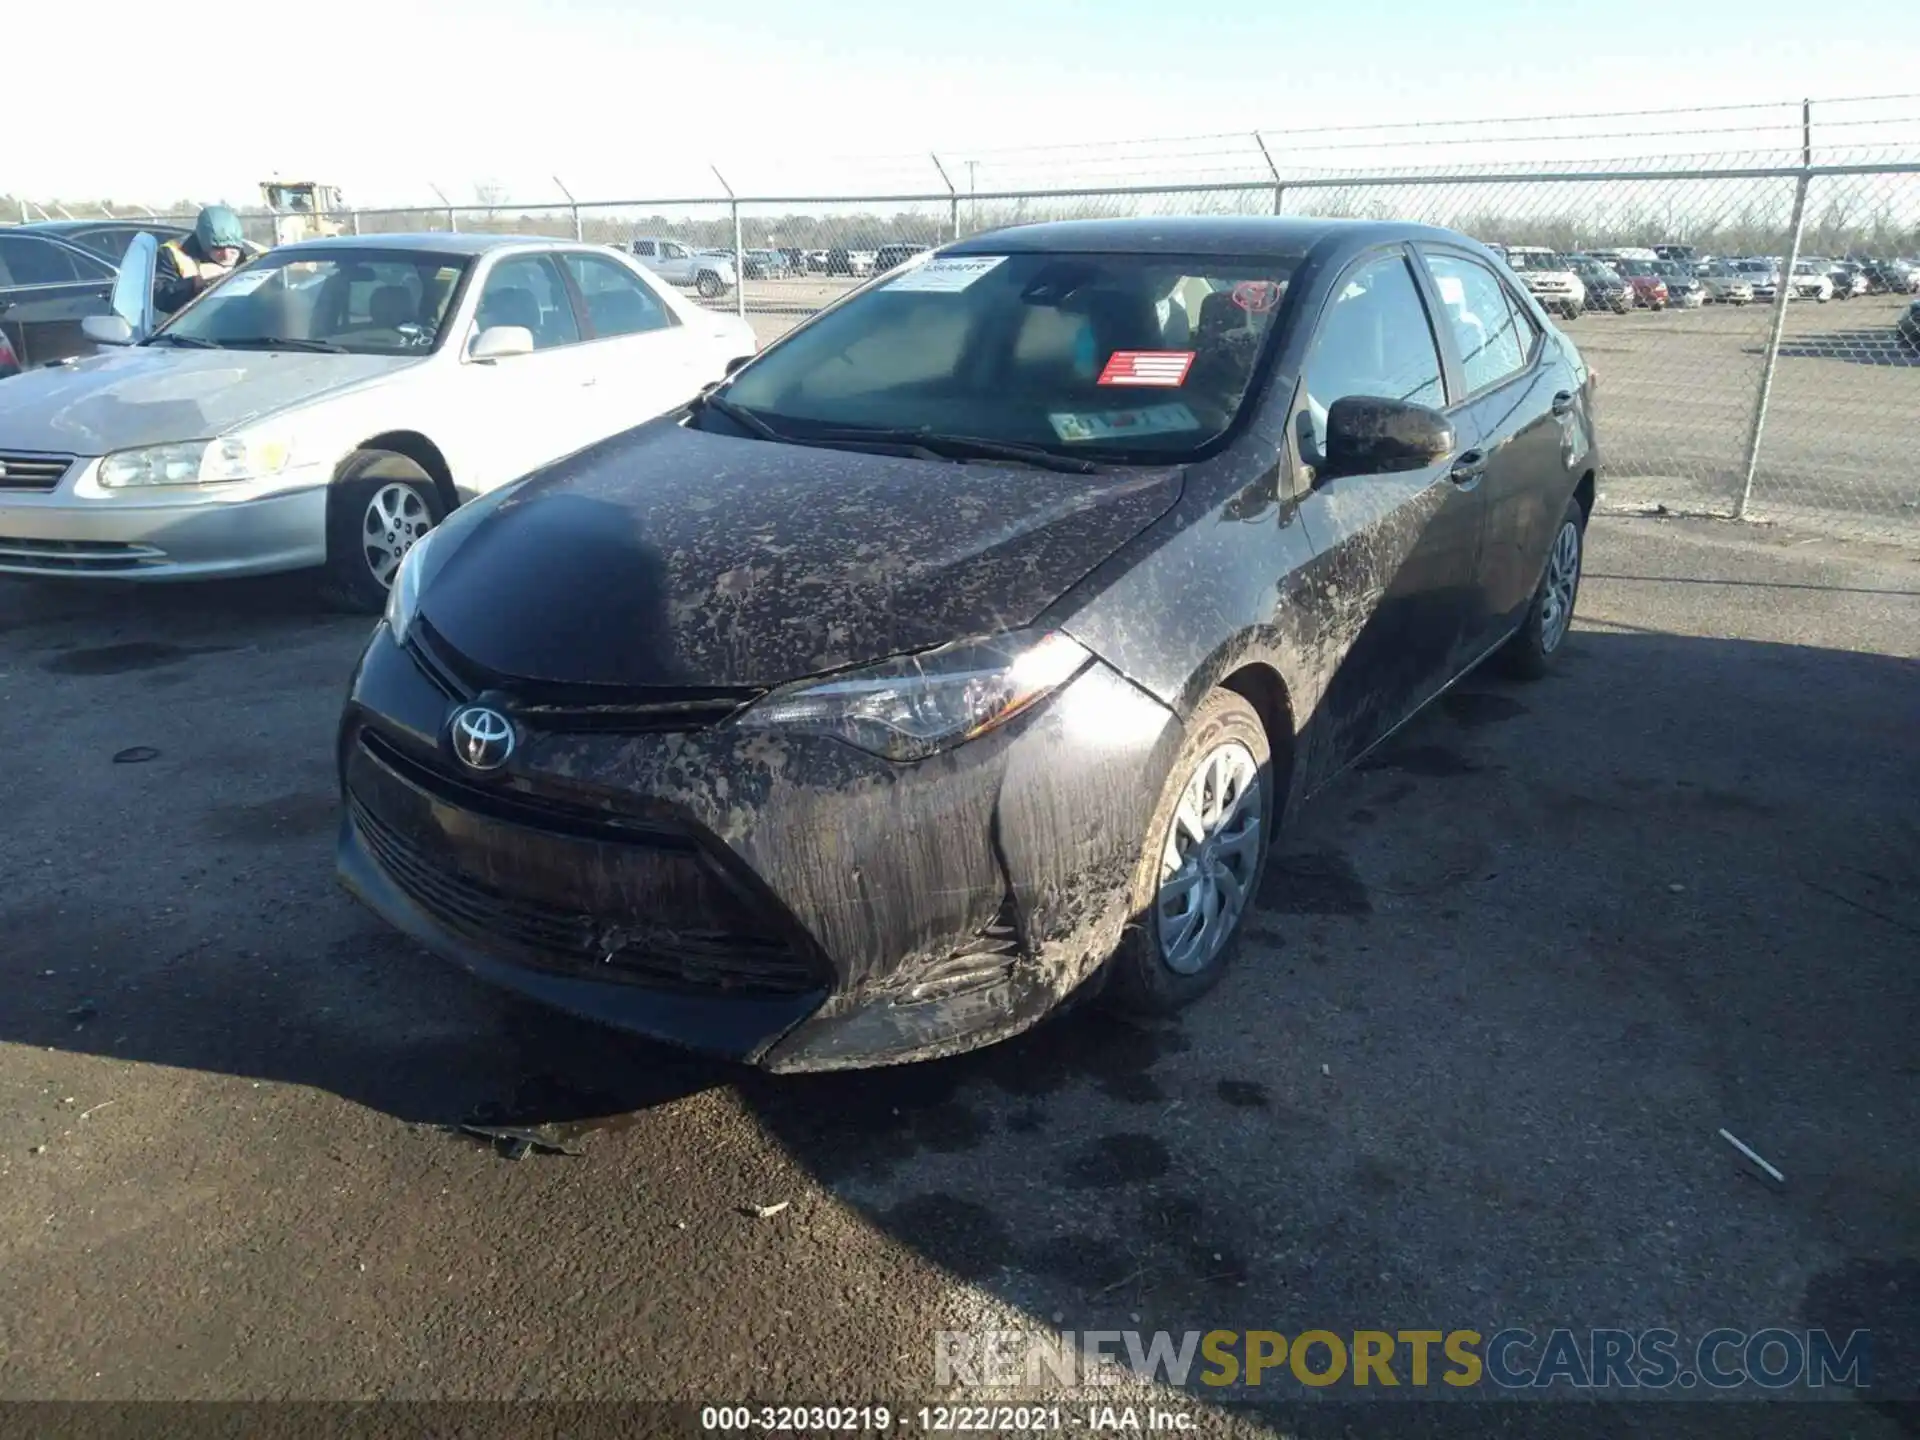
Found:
[1538,519,1582,653]
[1155,741,1263,976]
[362,483,432,590]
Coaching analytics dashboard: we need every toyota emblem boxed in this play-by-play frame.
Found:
[449,704,516,772]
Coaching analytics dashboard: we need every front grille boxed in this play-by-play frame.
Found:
[408,619,764,734]
[0,536,160,571]
[351,794,823,996]
[347,734,829,998]
[0,451,76,493]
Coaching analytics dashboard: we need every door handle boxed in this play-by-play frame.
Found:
[1449,449,1486,488]
[1551,390,1575,416]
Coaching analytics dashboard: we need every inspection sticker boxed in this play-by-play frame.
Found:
[1048,402,1200,444]
[883,256,1007,293]
[1097,350,1195,387]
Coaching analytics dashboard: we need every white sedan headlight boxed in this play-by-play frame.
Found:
[734,629,1092,762]
[97,434,293,489]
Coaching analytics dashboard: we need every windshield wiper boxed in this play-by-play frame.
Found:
[146,333,219,349]
[799,426,1101,474]
[218,336,349,354]
[692,390,787,442]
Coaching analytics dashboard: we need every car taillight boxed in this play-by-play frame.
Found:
[0,331,17,370]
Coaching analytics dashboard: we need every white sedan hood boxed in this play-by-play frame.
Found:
[0,347,420,457]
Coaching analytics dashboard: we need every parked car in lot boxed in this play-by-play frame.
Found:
[336,215,1600,1071]
[823,247,875,278]
[0,234,756,605]
[1787,260,1834,302]
[1652,243,1697,264]
[743,249,792,280]
[13,219,191,265]
[1827,261,1870,299]
[1500,245,1585,318]
[1608,258,1671,310]
[1566,255,1631,312]
[1699,261,1754,305]
[627,237,737,299]
[1650,259,1705,307]
[1898,296,1920,350]
[872,243,931,273]
[0,229,124,370]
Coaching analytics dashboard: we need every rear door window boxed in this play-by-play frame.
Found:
[1422,252,1533,395]
[561,252,676,337]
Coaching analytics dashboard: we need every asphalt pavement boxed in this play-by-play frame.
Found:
[0,515,1915,1437]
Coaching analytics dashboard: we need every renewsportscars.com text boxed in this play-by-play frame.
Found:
[935,1327,1871,1392]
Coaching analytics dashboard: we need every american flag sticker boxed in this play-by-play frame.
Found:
[1097,350,1194,387]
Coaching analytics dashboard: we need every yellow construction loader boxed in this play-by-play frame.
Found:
[259,180,347,245]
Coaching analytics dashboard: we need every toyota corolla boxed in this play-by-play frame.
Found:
[336,217,1599,1071]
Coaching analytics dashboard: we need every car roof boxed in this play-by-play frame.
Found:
[12,218,185,236]
[267,232,568,258]
[944,216,1474,259]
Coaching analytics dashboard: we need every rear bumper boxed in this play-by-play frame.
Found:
[335,622,1182,1070]
[0,472,328,580]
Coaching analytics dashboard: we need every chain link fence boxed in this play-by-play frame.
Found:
[9,154,1918,540]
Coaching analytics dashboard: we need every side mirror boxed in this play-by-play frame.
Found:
[468,325,534,362]
[82,314,136,347]
[1321,395,1455,481]
[724,353,751,376]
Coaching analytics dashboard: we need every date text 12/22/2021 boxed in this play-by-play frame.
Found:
[698,1405,1199,1431]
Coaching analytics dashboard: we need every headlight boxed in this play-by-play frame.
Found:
[733,629,1092,761]
[384,524,438,644]
[97,434,292,489]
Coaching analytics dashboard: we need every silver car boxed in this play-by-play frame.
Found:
[0,233,755,608]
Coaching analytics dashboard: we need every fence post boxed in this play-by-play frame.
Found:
[930,153,959,241]
[711,166,745,321]
[350,209,361,236]
[1254,131,1283,215]
[1736,171,1811,520]
[554,176,582,241]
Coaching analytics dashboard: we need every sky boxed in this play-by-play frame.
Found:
[11,0,1920,209]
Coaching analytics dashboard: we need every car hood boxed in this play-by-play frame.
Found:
[418,420,1185,689]
[0,346,418,455]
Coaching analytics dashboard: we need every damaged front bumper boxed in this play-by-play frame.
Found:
[335,623,1183,1071]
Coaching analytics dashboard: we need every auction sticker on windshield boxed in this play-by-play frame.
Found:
[1098,350,1194,386]
[216,268,277,296]
[883,256,1007,293]
[1048,402,1200,443]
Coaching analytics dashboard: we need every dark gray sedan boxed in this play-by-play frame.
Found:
[337,216,1601,1070]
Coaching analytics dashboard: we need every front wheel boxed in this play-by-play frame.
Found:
[320,449,446,613]
[695,270,726,299]
[1106,688,1274,1015]
[1498,498,1585,680]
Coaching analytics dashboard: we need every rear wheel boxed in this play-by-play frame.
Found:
[696,270,726,300]
[1498,497,1585,680]
[320,449,446,613]
[1107,689,1274,1015]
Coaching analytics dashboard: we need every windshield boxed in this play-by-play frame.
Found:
[1652,261,1686,277]
[706,250,1302,461]
[1615,259,1655,276]
[156,249,472,354]
[1506,251,1566,272]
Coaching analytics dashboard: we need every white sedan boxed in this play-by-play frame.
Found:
[0,233,756,609]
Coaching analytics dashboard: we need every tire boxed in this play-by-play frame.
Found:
[1497,497,1586,681]
[1106,688,1274,1016]
[320,449,446,613]
[1612,300,1630,314]
[695,270,726,300]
